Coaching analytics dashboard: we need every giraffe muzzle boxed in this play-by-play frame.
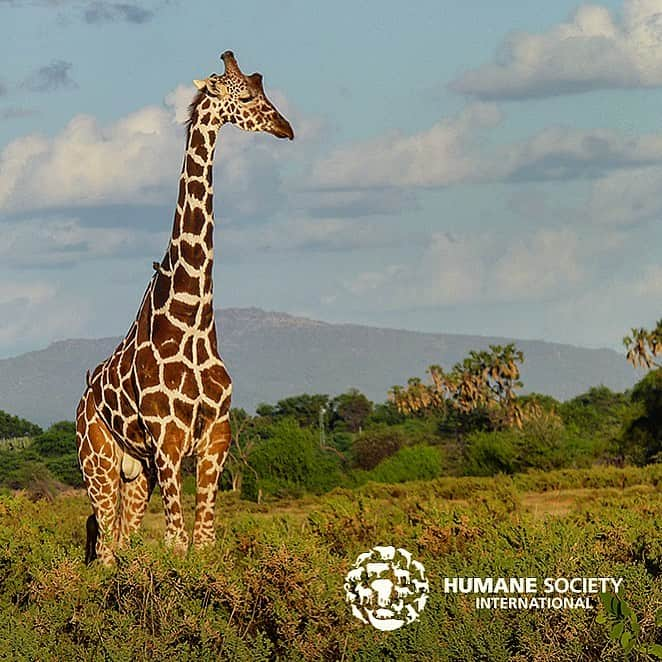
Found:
[272,118,294,140]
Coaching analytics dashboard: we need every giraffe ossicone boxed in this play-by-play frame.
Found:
[76,51,294,565]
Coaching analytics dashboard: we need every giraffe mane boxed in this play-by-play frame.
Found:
[186,89,207,130]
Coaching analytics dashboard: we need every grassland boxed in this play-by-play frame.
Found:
[2,465,662,661]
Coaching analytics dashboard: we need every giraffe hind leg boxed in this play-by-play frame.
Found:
[117,464,156,545]
[76,391,121,566]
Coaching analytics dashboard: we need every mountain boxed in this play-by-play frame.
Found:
[0,307,642,428]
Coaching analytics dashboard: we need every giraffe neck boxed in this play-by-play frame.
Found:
[157,98,223,329]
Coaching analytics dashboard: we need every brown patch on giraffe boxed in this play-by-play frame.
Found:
[162,424,185,458]
[174,398,194,423]
[159,465,174,481]
[201,99,210,110]
[136,346,159,387]
[219,393,231,417]
[190,206,207,235]
[169,244,180,264]
[153,315,184,357]
[141,391,171,418]
[105,388,119,412]
[205,193,213,216]
[107,368,120,388]
[201,364,230,402]
[194,403,216,440]
[196,338,209,363]
[200,302,214,328]
[171,299,199,324]
[208,326,219,354]
[180,240,206,269]
[119,344,135,375]
[177,178,186,211]
[203,261,213,294]
[186,155,204,178]
[198,457,214,476]
[200,113,211,124]
[190,129,205,149]
[163,362,182,390]
[196,144,208,161]
[136,307,150,345]
[182,336,194,361]
[152,273,171,310]
[187,180,206,200]
[173,264,199,294]
[181,372,199,399]
[85,391,97,420]
[125,418,145,445]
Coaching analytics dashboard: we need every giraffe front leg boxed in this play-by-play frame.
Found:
[155,429,189,554]
[193,419,231,548]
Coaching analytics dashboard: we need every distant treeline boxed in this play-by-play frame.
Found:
[1,364,661,502]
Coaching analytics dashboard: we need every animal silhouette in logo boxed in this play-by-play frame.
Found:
[343,545,429,631]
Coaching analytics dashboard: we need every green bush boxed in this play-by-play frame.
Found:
[241,419,343,500]
[621,370,662,464]
[0,410,42,440]
[351,427,407,470]
[33,421,77,458]
[366,445,444,483]
[463,430,520,476]
[45,453,84,488]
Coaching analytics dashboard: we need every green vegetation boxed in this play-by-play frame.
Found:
[3,366,662,502]
[0,419,82,496]
[0,409,42,440]
[1,466,662,660]
[1,340,662,658]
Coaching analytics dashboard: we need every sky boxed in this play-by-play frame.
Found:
[1,0,662,358]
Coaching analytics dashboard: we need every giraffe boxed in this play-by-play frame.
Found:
[76,51,294,565]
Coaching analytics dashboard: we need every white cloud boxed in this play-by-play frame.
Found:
[493,228,583,300]
[587,165,662,225]
[0,85,312,219]
[309,105,662,192]
[0,216,163,267]
[344,228,587,309]
[309,104,502,190]
[0,104,181,211]
[451,0,662,100]
[0,278,85,351]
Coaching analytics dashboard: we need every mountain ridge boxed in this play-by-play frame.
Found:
[0,307,641,427]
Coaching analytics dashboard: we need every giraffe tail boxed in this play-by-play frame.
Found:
[85,513,99,565]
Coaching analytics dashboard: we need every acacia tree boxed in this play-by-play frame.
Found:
[624,319,662,369]
[389,344,525,435]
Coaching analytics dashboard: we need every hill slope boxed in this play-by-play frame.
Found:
[0,307,640,427]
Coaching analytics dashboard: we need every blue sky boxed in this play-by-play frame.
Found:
[1,0,662,358]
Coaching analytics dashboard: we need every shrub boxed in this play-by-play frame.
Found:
[463,430,520,476]
[33,421,77,458]
[351,427,407,470]
[366,445,444,483]
[0,410,42,439]
[241,419,343,500]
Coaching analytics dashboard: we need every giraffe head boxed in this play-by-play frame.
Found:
[192,51,294,140]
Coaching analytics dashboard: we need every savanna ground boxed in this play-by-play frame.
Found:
[2,465,662,661]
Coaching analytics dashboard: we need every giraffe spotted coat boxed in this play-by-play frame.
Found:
[76,51,294,565]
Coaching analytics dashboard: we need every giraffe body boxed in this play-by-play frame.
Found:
[76,51,293,564]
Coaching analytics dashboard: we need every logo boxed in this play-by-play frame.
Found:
[344,545,429,631]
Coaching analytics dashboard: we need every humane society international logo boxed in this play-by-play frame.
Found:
[344,545,429,631]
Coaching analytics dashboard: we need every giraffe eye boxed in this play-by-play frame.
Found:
[239,95,254,103]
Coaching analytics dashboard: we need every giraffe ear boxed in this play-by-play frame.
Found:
[193,79,207,91]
